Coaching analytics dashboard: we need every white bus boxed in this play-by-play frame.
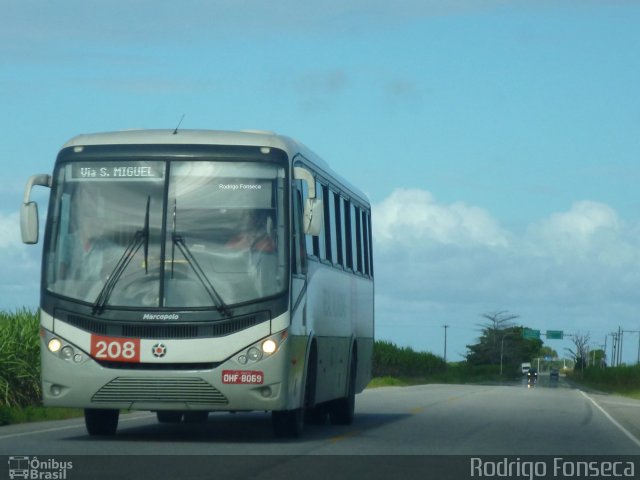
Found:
[21,129,374,437]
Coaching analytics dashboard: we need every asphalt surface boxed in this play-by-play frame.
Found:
[2,376,639,479]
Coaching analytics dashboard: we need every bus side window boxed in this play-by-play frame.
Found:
[321,185,335,264]
[334,192,344,266]
[362,210,371,277]
[354,205,363,274]
[344,198,353,271]
[314,180,326,260]
[367,213,374,277]
[300,178,315,259]
[292,185,307,275]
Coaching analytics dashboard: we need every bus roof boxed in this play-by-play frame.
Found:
[61,129,370,206]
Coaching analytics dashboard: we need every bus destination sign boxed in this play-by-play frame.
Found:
[71,162,164,181]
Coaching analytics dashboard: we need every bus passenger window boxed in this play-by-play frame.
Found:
[334,193,344,266]
[315,180,326,260]
[344,198,353,270]
[362,210,371,276]
[322,184,333,263]
[354,205,363,273]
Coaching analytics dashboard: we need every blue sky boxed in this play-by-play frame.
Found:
[2,0,640,363]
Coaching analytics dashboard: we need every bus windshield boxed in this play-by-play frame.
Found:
[45,159,287,310]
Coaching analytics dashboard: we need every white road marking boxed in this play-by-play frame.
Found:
[0,413,154,440]
[579,390,640,450]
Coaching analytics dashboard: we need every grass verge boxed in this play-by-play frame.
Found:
[0,406,84,426]
[567,365,640,400]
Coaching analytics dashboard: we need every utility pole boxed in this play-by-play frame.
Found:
[610,331,618,367]
[443,325,449,364]
[500,332,513,376]
[618,327,624,366]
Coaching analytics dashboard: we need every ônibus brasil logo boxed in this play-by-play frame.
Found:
[8,456,73,479]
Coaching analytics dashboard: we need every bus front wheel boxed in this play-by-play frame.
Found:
[85,409,119,436]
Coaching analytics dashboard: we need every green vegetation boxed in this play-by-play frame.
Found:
[0,406,83,425]
[0,309,84,425]
[370,340,510,387]
[373,340,446,378]
[465,311,543,376]
[0,309,41,409]
[3,307,638,427]
[568,365,640,399]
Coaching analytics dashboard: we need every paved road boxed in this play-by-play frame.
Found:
[2,378,639,478]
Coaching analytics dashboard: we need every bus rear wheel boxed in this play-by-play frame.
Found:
[85,409,119,436]
[329,351,356,425]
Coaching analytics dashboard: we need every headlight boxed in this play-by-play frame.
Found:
[43,330,86,364]
[247,347,262,362]
[48,338,62,353]
[61,346,74,360]
[262,339,277,354]
[235,331,286,365]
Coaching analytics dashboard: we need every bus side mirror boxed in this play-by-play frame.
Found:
[21,174,51,245]
[293,166,324,236]
[21,202,40,244]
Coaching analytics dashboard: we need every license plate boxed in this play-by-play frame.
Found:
[222,370,264,384]
[91,335,141,363]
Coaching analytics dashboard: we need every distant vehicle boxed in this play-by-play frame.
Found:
[521,362,531,374]
[550,368,559,380]
[527,368,538,385]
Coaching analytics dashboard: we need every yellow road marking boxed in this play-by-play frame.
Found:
[330,429,361,444]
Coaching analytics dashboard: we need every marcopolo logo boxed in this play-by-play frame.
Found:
[142,313,179,321]
[8,456,73,479]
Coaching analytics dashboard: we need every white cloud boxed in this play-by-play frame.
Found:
[0,212,23,249]
[0,212,41,309]
[372,189,640,361]
[526,200,622,257]
[373,188,510,249]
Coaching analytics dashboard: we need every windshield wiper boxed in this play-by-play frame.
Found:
[92,197,150,314]
[172,235,230,317]
[143,196,150,274]
[171,201,230,317]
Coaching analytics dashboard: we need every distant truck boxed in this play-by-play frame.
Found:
[521,362,531,374]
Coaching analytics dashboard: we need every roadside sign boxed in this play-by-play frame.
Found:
[546,330,564,340]
[523,328,541,340]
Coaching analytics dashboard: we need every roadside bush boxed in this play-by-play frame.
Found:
[575,365,640,391]
[0,309,41,408]
[373,340,446,378]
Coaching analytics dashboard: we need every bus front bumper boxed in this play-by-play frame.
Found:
[40,333,303,413]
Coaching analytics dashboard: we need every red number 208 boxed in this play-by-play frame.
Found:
[91,336,140,363]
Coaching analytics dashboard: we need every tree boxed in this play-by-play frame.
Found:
[539,346,559,359]
[466,310,543,372]
[470,310,520,365]
[565,332,590,371]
